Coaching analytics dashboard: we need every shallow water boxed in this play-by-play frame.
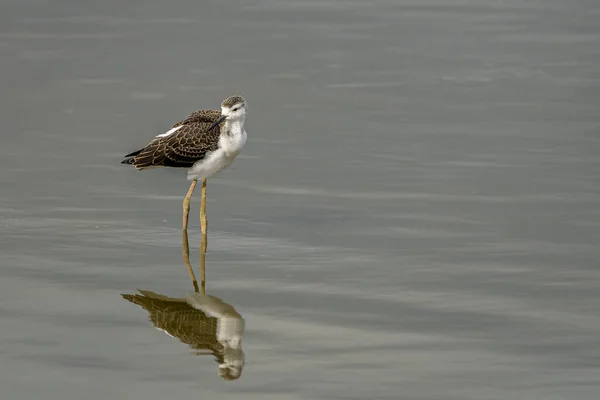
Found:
[1,0,600,399]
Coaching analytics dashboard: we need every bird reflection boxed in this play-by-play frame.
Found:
[121,230,245,381]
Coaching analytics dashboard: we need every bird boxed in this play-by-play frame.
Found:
[121,95,248,242]
[122,289,245,380]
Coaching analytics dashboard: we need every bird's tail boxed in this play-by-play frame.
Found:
[121,148,143,165]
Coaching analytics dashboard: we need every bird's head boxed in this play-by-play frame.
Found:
[221,95,247,121]
[208,95,247,131]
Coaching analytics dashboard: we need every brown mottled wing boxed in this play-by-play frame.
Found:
[121,290,220,351]
[171,109,221,129]
[126,110,223,170]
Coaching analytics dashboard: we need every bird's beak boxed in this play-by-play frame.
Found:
[208,115,227,131]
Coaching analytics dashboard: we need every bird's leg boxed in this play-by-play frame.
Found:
[200,247,206,294]
[200,179,208,247]
[183,179,198,231]
[200,178,208,243]
[200,178,208,288]
[182,229,199,293]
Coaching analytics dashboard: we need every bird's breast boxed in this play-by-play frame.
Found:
[220,130,247,159]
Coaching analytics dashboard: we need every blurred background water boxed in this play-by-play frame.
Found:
[1,1,599,399]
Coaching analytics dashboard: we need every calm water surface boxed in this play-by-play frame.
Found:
[1,1,600,399]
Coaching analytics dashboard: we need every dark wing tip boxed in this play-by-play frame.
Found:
[124,149,143,158]
[122,148,144,166]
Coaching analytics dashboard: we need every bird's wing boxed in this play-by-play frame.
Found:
[170,109,221,128]
[126,111,223,170]
[185,293,238,318]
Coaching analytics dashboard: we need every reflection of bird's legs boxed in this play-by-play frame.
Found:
[183,179,198,231]
[182,230,199,293]
[200,178,207,292]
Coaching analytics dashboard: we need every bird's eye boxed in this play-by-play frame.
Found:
[232,107,239,112]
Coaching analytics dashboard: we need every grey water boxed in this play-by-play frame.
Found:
[1,0,600,399]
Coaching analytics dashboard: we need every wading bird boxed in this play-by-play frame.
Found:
[122,95,248,241]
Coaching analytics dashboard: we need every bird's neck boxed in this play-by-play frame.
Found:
[224,119,245,136]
